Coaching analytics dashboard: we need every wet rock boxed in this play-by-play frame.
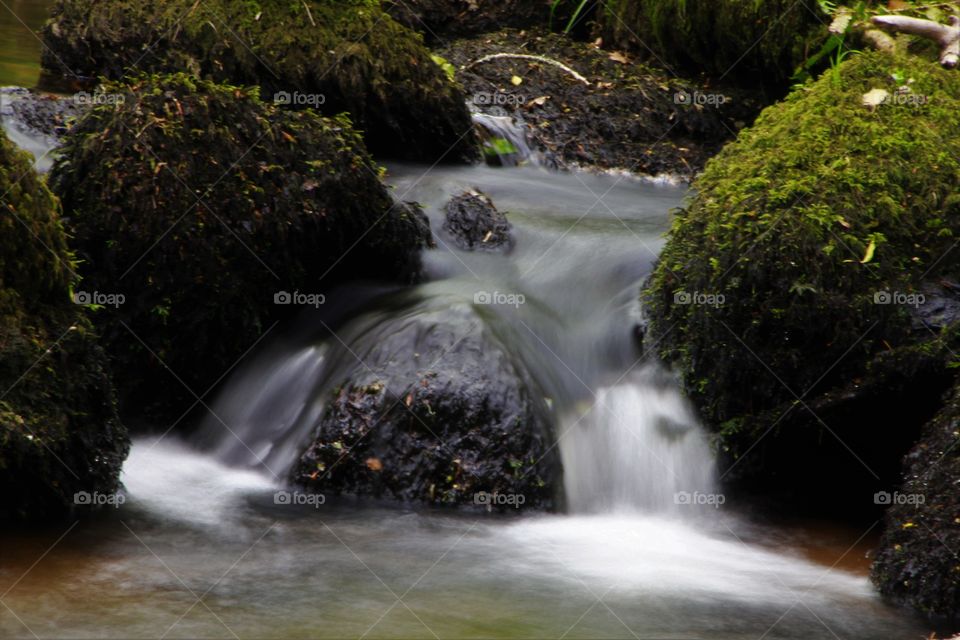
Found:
[442,190,514,252]
[0,88,83,171]
[41,0,478,162]
[0,127,128,522]
[293,303,561,510]
[49,73,433,426]
[441,29,765,178]
[872,381,960,620]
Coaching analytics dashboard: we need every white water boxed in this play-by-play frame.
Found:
[561,373,717,514]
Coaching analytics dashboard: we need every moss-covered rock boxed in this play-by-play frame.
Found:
[0,128,127,521]
[41,0,477,162]
[49,73,433,423]
[872,379,960,619]
[597,0,826,86]
[645,50,960,488]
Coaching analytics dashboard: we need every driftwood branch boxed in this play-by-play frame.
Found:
[871,14,960,68]
[466,53,591,85]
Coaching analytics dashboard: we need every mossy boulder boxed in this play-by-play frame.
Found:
[872,379,960,619]
[41,0,477,162]
[645,50,960,493]
[598,0,826,86]
[49,73,433,424]
[0,129,127,521]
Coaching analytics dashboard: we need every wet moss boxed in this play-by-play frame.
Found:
[645,50,960,466]
[0,129,127,522]
[598,0,827,86]
[41,0,477,161]
[49,73,433,424]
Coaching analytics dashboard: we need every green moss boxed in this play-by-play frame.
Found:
[42,0,477,161]
[645,50,960,442]
[49,73,432,423]
[598,0,827,85]
[0,130,127,521]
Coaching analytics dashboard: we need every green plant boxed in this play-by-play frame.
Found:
[550,0,593,34]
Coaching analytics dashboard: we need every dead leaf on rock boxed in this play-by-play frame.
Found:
[862,88,889,108]
[365,457,383,472]
[608,51,630,64]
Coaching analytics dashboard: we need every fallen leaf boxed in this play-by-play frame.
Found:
[862,88,889,108]
[829,10,852,35]
[608,51,630,64]
[510,75,523,86]
[365,457,383,472]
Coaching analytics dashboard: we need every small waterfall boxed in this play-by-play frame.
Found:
[472,111,544,167]
[194,344,329,478]
[560,367,717,515]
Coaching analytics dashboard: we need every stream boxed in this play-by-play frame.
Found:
[0,3,933,636]
[0,163,929,638]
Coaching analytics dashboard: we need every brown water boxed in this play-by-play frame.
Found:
[0,0,52,87]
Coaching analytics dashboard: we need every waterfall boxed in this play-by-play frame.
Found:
[471,111,545,167]
[559,367,718,515]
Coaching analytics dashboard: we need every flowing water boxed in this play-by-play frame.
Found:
[0,162,931,638]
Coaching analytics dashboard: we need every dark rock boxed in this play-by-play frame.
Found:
[49,73,433,426]
[0,127,128,522]
[441,29,765,178]
[293,303,561,510]
[872,380,960,620]
[442,190,514,252]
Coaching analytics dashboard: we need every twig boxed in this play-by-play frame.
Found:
[466,53,591,85]
[302,0,316,27]
[872,13,960,68]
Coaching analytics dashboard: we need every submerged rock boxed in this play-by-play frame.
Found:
[442,190,514,252]
[49,73,433,425]
[293,303,561,510]
[0,127,128,521]
[872,381,960,619]
[41,0,478,162]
